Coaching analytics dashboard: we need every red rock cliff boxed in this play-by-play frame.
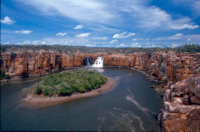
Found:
[1,51,98,77]
[104,52,200,83]
[159,74,200,132]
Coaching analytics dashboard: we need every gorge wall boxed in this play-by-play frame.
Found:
[1,50,200,131]
[1,51,98,77]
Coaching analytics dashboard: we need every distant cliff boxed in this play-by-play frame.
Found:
[0,51,98,78]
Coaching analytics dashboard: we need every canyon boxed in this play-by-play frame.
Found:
[1,50,200,131]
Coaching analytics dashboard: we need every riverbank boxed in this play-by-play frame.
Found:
[22,77,116,108]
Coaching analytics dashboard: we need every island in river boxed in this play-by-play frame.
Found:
[22,70,116,108]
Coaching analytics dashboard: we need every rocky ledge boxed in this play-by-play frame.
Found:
[159,74,200,132]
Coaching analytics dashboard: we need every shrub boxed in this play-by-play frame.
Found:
[5,64,9,72]
[42,87,49,96]
[35,87,42,95]
[33,69,107,96]
[0,70,6,79]
[58,87,72,96]
[11,52,17,60]
[5,74,11,79]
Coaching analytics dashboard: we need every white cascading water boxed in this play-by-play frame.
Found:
[92,56,104,67]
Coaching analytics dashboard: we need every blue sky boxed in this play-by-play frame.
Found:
[1,0,200,47]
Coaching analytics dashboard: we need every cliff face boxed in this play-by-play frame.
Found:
[2,51,199,81]
[1,51,98,77]
[104,52,200,83]
[159,74,200,132]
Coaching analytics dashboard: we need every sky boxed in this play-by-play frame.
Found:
[1,0,200,48]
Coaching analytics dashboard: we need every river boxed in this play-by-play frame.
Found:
[1,67,163,131]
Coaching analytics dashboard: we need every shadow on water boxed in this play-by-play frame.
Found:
[1,67,163,131]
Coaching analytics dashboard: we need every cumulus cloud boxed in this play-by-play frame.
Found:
[15,30,33,34]
[74,25,83,29]
[18,0,199,31]
[170,24,199,30]
[109,39,118,43]
[169,33,183,40]
[171,0,200,16]
[85,44,96,47]
[132,38,149,41]
[56,32,67,36]
[91,37,108,40]
[76,33,90,37]
[131,42,141,47]
[119,43,125,47]
[171,43,179,48]
[0,16,15,24]
[113,32,135,39]
[19,0,116,24]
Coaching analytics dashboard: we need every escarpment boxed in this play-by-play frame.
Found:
[1,50,200,131]
[0,51,98,77]
[104,52,200,83]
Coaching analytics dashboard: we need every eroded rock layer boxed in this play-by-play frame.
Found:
[159,74,200,132]
[1,51,98,77]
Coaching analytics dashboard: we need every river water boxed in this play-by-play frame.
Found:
[1,67,163,131]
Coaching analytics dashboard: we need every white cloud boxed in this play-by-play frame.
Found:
[74,25,83,29]
[0,16,15,24]
[20,0,116,24]
[76,33,90,37]
[91,37,108,40]
[18,0,199,31]
[22,40,32,44]
[171,0,200,16]
[131,42,141,47]
[15,30,33,34]
[117,1,199,30]
[170,24,199,30]
[109,39,118,43]
[119,43,125,47]
[42,41,46,45]
[169,33,183,40]
[171,43,178,48]
[113,32,135,39]
[85,44,96,47]
[132,38,149,41]
[56,32,67,36]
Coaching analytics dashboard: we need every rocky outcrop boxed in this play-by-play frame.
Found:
[2,51,199,81]
[0,51,98,77]
[159,74,200,132]
[104,52,200,83]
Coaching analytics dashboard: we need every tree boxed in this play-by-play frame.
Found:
[0,70,6,79]
[5,64,9,72]
[5,74,11,79]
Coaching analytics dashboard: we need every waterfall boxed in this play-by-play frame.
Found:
[83,56,93,66]
[92,56,104,67]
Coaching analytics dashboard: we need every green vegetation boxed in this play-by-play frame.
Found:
[0,70,11,80]
[0,70,6,79]
[1,44,199,54]
[5,64,9,72]
[33,70,107,96]
[5,74,11,79]
[175,44,200,53]
[11,52,17,60]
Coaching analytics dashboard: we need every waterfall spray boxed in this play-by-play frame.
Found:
[92,56,104,67]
